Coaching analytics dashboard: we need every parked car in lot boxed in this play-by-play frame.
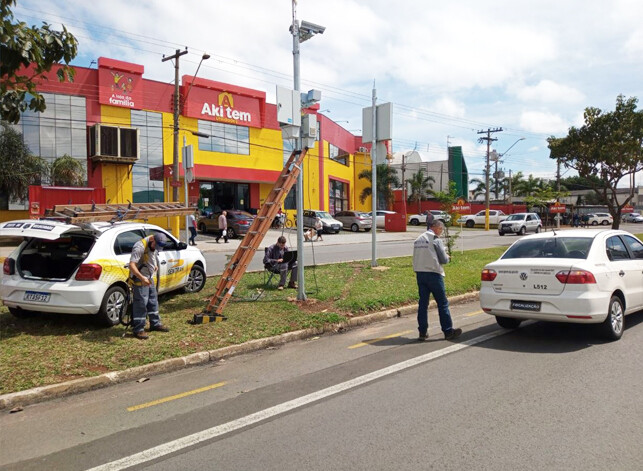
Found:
[479,229,643,340]
[457,210,507,228]
[622,212,643,223]
[408,210,451,226]
[586,212,613,226]
[0,220,207,326]
[333,211,372,232]
[197,210,255,239]
[303,210,342,233]
[367,210,397,229]
[498,212,542,236]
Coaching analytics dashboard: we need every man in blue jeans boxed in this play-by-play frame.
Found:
[413,214,462,341]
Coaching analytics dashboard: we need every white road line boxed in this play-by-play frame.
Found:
[86,329,508,471]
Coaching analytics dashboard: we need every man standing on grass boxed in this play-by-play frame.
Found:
[413,214,462,341]
[129,233,171,340]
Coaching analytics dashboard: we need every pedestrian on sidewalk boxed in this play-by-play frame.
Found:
[188,210,198,246]
[413,214,462,341]
[216,210,228,243]
[315,217,324,241]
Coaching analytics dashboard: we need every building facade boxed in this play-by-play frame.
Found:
[3,57,376,226]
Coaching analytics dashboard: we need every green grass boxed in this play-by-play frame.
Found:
[0,246,507,394]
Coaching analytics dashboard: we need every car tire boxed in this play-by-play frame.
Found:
[184,264,206,293]
[198,223,207,233]
[410,218,419,226]
[592,221,598,226]
[227,227,236,239]
[536,226,541,233]
[8,307,37,318]
[351,223,359,232]
[97,285,127,327]
[519,226,526,235]
[601,220,609,225]
[496,316,522,329]
[465,220,474,228]
[601,295,624,341]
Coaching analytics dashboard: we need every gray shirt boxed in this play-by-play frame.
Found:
[130,236,159,278]
[412,230,449,276]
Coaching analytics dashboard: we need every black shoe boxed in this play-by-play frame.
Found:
[149,324,170,332]
[418,332,428,341]
[133,331,149,340]
[444,328,462,340]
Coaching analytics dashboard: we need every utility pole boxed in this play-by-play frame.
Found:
[477,127,503,230]
[556,157,561,229]
[508,169,513,205]
[401,151,407,216]
[162,48,188,203]
[371,82,377,267]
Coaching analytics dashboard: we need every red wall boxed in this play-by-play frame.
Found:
[28,186,106,217]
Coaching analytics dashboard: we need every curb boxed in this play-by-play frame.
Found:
[0,291,480,411]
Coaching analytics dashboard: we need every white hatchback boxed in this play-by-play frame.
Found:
[479,229,643,340]
[1,220,207,326]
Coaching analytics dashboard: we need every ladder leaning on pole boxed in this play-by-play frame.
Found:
[193,148,308,324]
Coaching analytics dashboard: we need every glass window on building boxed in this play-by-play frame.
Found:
[282,138,296,210]
[329,143,348,166]
[329,179,348,215]
[131,110,164,203]
[197,120,250,155]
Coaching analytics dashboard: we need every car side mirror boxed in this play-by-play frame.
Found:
[177,242,188,250]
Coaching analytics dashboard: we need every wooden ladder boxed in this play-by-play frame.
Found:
[47,202,195,224]
[193,149,307,324]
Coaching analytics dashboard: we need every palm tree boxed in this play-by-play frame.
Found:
[514,174,544,197]
[51,154,85,186]
[469,177,486,200]
[406,169,435,213]
[358,164,401,209]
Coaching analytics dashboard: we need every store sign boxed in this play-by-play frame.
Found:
[549,203,566,213]
[452,198,471,213]
[200,92,252,123]
[97,58,144,109]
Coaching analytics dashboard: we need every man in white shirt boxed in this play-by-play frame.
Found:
[412,214,462,341]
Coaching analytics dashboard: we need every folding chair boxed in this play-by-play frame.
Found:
[263,247,281,287]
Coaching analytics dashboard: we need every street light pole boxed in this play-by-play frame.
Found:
[477,127,503,230]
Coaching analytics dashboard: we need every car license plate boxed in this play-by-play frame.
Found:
[511,300,541,312]
[24,291,50,303]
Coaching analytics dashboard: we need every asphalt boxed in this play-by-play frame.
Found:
[0,225,441,411]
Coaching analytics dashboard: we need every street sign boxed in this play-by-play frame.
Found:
[549,203,565,213]
[622,206,634,213]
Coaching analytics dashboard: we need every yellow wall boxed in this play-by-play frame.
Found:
[99,106,134,204]
[353,151,372,212]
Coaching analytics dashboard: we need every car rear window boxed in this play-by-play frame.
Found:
[502,237,594,259]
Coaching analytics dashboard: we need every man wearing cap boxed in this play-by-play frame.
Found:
[129,233,171,340]
[413,213,462,341]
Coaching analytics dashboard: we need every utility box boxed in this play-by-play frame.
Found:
[385,212,406,232]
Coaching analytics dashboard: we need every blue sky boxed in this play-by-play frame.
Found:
[15,0,643,186]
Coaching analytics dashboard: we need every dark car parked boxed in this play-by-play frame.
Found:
[197,210,255,239]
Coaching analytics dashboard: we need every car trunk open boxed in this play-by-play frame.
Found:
[16,234,96,281]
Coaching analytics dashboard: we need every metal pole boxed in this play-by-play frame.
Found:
[183,135,189,243]
[292,1,305,300]
[371,83,377,267]
[484,133,491,231]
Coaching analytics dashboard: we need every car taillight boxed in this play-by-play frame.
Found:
[481,268,497,281]
[3,258,15,275]
[239,220,250,225]
[75,264,103,281]
[555,270,596,284]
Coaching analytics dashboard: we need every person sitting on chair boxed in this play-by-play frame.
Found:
[263,235,298,290]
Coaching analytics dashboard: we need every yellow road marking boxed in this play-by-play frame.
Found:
[127,382,226,412]
[465,309,484,317]
[348,330,414,349]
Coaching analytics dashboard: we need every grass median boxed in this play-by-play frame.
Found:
[0,247,506,394]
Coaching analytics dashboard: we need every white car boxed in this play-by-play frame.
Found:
[480,229,643,340]
[457,210,507,228]
[407,210,451,226]
[498,213,542,236]
[367,210,397,229]
[587,212,613,226]
[1,220,207,326]
[622,212,643,223]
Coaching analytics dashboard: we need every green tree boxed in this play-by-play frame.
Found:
[51,154,84,186]
[468,175,502,200]
[513,174,545,196]
[405,169,434,213]
[1,0,78,124]
[549,95,643,229]
[358,164,401,209]
[0,122,49,202]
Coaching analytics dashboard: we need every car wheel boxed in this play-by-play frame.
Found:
[601,220,609,225]
[8,307,37,318]
[227,227,236,239]
[97,286,127,327]
[536,225,541,233]
[184,264,206,293]
[519,226,526,235]
[410,218,419,226]
[592,221,598,226]
[198,223,207,233]
[465,220,474,228]
[496,316,522,329]
[351,223,359,232]
[601,295,624,340]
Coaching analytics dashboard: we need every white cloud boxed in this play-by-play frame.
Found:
[520,111,570,135]
[514,80,585,105]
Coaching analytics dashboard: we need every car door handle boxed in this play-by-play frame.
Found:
[619,270,625,277]
[161,260,167,265]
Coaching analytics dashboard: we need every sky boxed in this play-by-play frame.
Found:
[13,0,643,185]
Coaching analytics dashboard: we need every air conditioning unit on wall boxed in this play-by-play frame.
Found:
[88,124,140,164]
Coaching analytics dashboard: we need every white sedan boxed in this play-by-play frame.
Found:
[479,229,643,340]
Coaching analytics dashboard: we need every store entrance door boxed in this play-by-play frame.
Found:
[199,182,249,214]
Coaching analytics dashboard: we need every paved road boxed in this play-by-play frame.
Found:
[2,301,642,470]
